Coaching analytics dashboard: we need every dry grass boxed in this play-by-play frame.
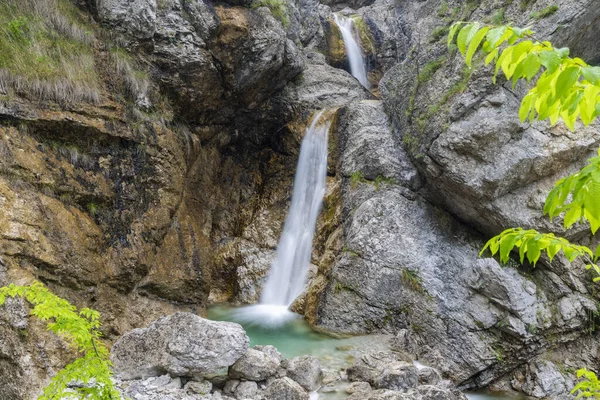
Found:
[109,47,149,102]
[0,0,101,104]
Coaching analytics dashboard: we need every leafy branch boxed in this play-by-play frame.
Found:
[572,369,600,398]
[448,22,600,130]
[0,282,121,400]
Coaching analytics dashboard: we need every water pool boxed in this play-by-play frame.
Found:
[208,305,527,399]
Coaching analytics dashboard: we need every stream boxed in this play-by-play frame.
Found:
[208,305,528,400]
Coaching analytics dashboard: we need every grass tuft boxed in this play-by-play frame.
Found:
[531,5,558,19]
[0,0,100,104]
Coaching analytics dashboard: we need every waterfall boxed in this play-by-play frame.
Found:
[233,111,330,326]
[260,110,330,306]
[333,14,371,90]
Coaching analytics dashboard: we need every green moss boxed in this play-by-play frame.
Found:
[531,5,558,19]
[251,0,289,27]
[429,26,450,43]
[490,8,506,25]
[0,0,100,103]
[350,15,375,54]
[520,0,537,9]
[417,57,446,83]
[350,171,366,188]
[374,175,397,189]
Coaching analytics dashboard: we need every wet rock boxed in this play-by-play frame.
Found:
[263,377,309,400]
[229,348,280,381]
[282,355,322,391]
[111,313,249,379]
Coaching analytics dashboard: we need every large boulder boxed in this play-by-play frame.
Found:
[111,313,249,379]
[228,348,280,381]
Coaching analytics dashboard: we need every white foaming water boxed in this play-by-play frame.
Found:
[333,14,371,89]
[233,111,330,327]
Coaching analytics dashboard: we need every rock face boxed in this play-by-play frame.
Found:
[111,313,249,379]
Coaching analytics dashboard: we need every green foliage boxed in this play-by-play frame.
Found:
[87,202,99,217]
[350,171,366,188]
[571,369,600,398]
[481,228,595,267]
[0,0,100,103]
[448,21,600,131]
[251,0,289,27]
[544,149,600,234]
[531,5,558,20]
[0,282,121,400]
[490,8,505,25]
[520,0,537,9]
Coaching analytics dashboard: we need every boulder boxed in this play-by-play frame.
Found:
[417,366,441,386]
[254,345,283,363]
[373,363,418,391]
[229,348,280,381]
[282,355,322,391]
[263,377,309,400]
[234,380,259,399]
[346,381,372,394]
[184,380,212,395]
[111,313,249,379]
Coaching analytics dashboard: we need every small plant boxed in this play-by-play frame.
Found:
[401,269,425,293]
[374,175,397,189]
[490,8,505,25]
[0,282,121,399]
[531,5,558,20]
[571,369,600,398]
[350,171,366,189]
[87,202,99,217]
[520,0,537,9]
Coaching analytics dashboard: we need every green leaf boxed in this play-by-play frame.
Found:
[447,22,462,48]
[555,66,581,101]
[485,26,508,49]
[582,66,600,84]
[519,92,535,121]
[457,23,480,56]
[539,50,561,73]
[465,26,490,67]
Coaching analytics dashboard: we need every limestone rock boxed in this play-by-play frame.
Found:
[111,313,249,379]
[263,377,309,400]
[373,363,418,391]
[229,348,280,381]
[234,380,258,399]
[346,381,372,394]
[282,355,322,391]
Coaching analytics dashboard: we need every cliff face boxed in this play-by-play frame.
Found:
[1,0,599,398]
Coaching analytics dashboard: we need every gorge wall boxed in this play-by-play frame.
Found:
[0,0,599,399]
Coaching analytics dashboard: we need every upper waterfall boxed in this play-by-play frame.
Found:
[333,14,371,90]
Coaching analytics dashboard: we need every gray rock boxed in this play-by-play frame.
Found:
[518,360,574,399]
[223,380,240,395]
[373,363,418,391]
[184,379,212,395]
[263,377,309,400]
[111,313,249,379]
[229,348,280,381]
[417,366,441,386]
[96,0,157,39]
[234,380,258,399]
[254,345,283,363]
[346,381,372,394]
[282,355,322,391]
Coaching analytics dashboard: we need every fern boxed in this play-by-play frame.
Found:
[0,282,121,400]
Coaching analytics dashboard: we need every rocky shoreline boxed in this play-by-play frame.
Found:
[111,312,468,400]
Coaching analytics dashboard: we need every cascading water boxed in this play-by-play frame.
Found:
[233,111,330,327]
[333,14,371,90]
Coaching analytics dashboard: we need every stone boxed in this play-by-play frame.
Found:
[346,381,372,394]
[234,380,259,399]
[417,366,441,386]
[184,380,212,395]
[372,363,418,391]
[223,380,240,395]
[96,0,157,39]
[111,313,249,379]
[254,345,283,363]
[282,355,322,391]
[263,377,309,400]
[229,348,280,381]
